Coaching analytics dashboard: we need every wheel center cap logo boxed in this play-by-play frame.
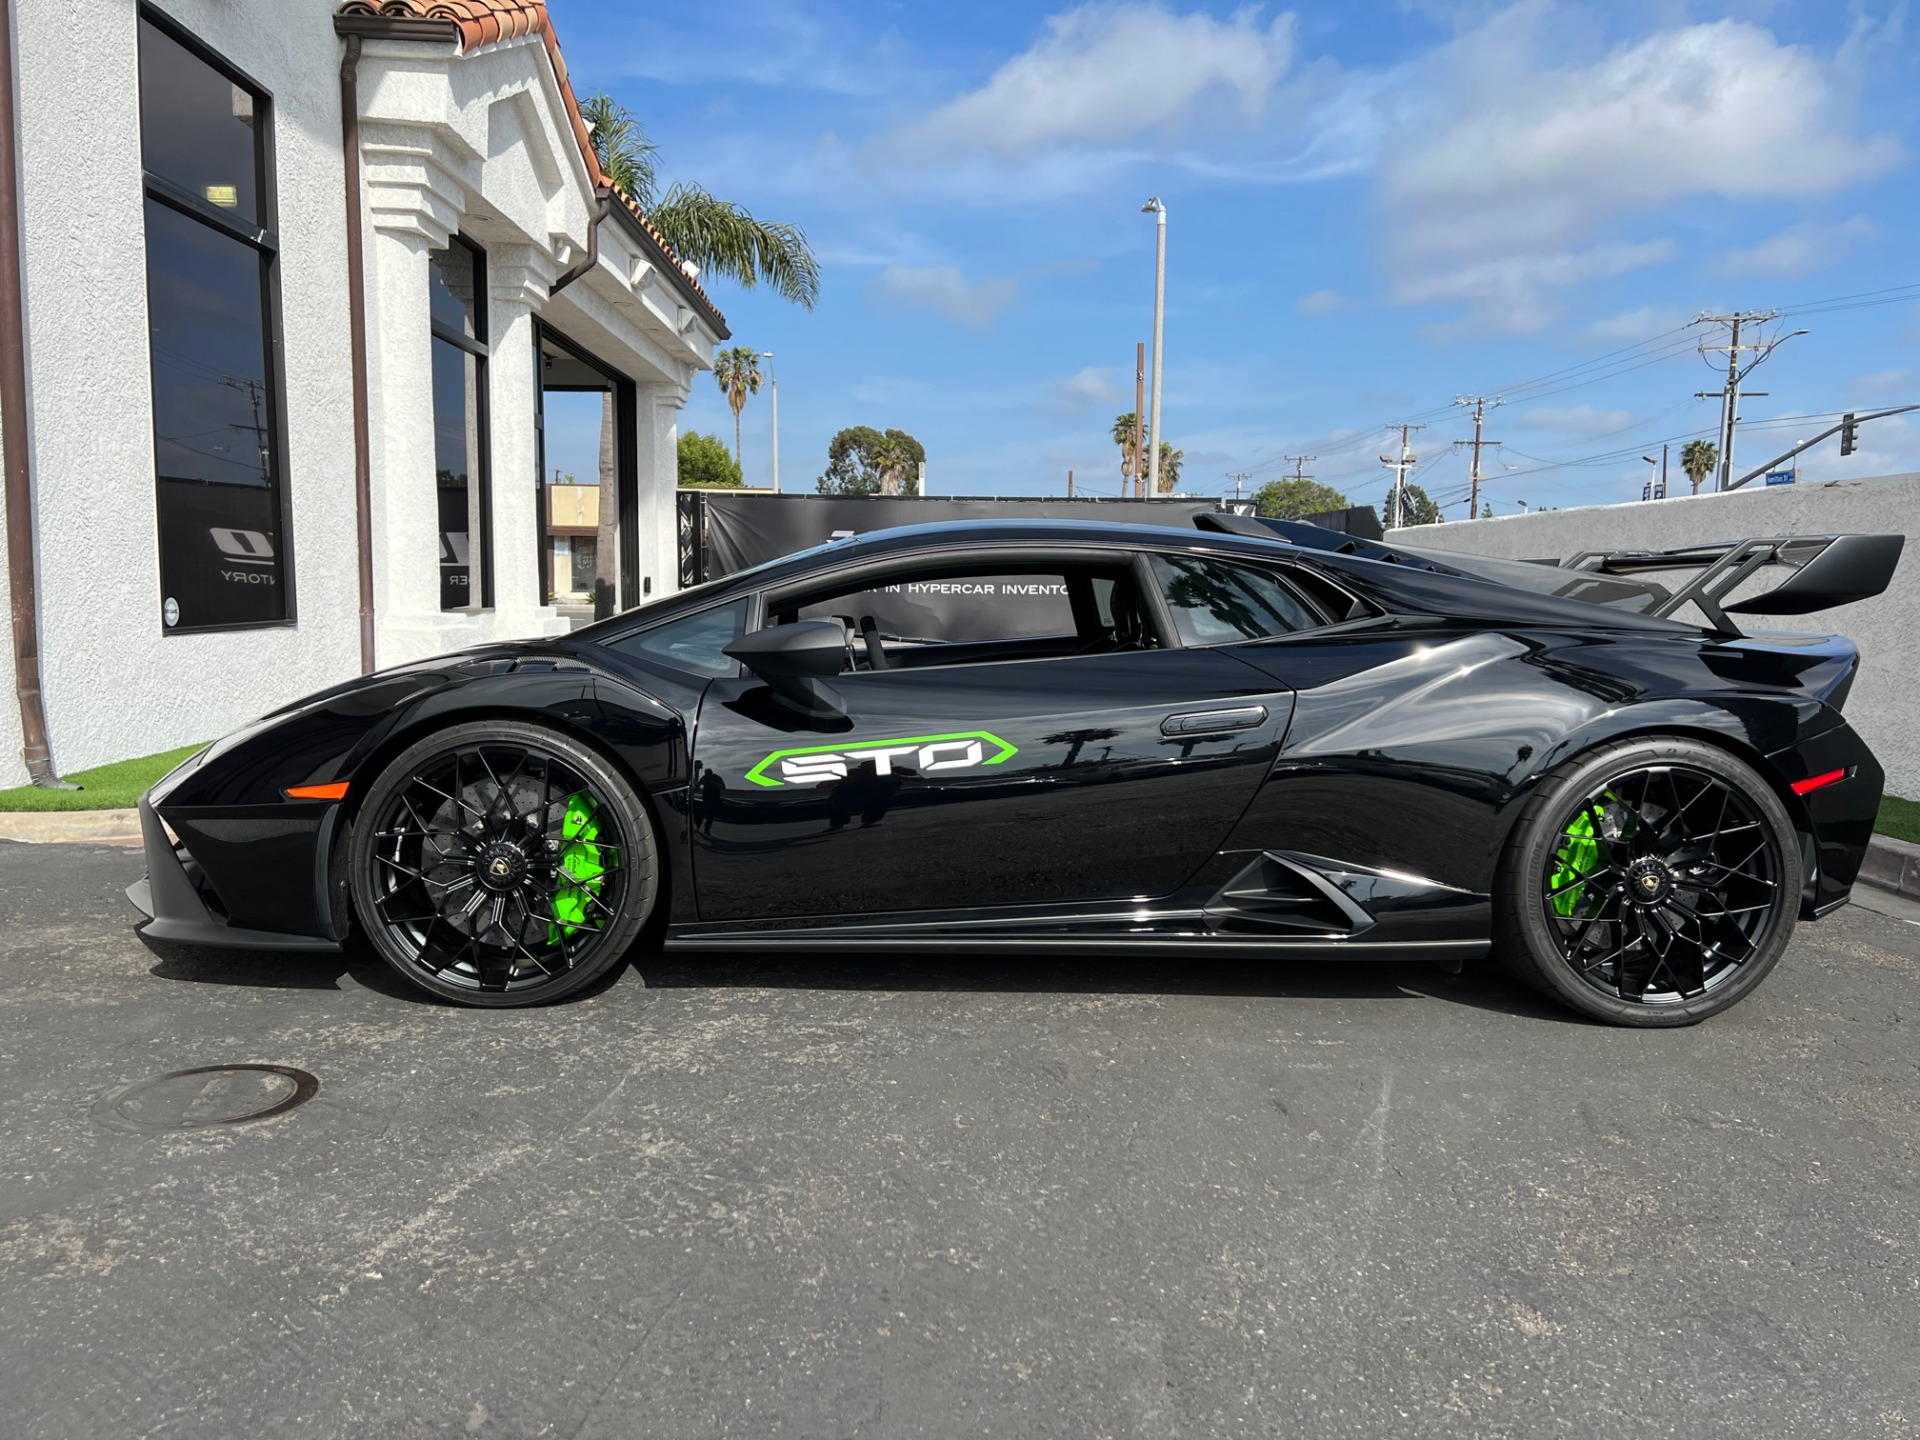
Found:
[1626,858,1673,906]
[490,857,512,880]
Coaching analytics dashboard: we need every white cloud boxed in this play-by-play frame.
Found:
[890,3,1294,162]
[1520,404,1635,434]
[1297,288,1343,316]
[1050,365,1124,407]
[1581,305,1693,345]
[1411,239,1680,339]
[1715,216,1879,280]
[1376,5,1903,334]
[867,265,1020,330]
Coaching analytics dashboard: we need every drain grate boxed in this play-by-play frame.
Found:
[91,1064,319,1134]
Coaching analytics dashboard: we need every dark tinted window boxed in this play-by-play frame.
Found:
[610,599,749,677]
[429,239,489,610]
[1150,553,1318,644]
[138,18,260,225]
[139,16,285,631]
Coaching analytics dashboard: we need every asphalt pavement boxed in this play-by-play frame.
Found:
[1,840,1917,1439]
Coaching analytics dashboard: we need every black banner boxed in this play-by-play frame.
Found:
[155,475,284,630]
[694,494,1226,579]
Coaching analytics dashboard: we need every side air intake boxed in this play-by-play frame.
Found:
[1203,852,1375,937]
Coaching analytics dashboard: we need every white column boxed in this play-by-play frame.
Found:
[631,378,689,603]
[360,128,465,663]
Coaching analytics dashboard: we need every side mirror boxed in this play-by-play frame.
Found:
[723,621,849,718]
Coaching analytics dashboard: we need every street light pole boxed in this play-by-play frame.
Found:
[1142,197,1166,496]
[761,351,779,492]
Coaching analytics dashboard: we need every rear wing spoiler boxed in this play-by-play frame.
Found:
[1195,513,1904,637]
[1561,533,1905,635]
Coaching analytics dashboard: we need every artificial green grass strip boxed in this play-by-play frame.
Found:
[1876,794,1920,846]
[0,743,208,812]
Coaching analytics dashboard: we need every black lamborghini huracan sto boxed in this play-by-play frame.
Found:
[130,515,1900,1025]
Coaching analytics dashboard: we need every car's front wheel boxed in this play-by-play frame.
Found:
[1494,736,1801,1026]
[348,720,657,1006]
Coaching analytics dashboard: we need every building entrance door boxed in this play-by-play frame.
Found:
[534,324,636,613]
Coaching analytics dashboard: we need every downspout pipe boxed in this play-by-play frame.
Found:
[339,33,376,674]
[0,0,61,785]
[550,187,612,297]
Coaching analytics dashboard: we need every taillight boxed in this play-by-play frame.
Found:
[1791,768,1848,796]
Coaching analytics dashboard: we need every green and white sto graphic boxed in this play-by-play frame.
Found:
[745,731,1018,787]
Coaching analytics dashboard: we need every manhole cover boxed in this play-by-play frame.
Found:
[91,1064,319,1134]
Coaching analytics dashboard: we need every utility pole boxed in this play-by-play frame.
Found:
[1142,197,1167,496]
[761,351,779,492]
[1067,468,1075,499]
[1224,471,1250,505]
[1452,396,1502,518]
[1378,422,1423,528]
[1132,342,1146,499]
[1693,312,1807,491]
[1282,455,1315,485]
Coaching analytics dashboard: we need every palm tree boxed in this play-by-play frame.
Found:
[1111,412,1141,492]
[581,94,820,309]
[1154,441,1183,493]
[713,348,763,466]
[1681,438,1719,495]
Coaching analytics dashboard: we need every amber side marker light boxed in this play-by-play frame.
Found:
[284,782,350,801]
[1790,768,1848,797]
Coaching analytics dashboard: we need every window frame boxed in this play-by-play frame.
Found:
[138,4,295,635]
[429,235,494,611]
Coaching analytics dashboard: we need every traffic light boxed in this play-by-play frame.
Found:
[1840,412,1858,457]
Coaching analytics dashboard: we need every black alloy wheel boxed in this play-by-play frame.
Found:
[1496,736,1801,1027]
[348,721,657,1006]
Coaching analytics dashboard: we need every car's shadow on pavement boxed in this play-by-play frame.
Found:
[634,949,1581,1024]
[136,926,1580,1024]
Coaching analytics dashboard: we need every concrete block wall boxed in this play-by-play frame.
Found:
[1401,474,1920,798]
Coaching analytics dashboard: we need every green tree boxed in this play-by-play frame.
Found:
[816,427,927,496]
[1389,482,1443,528]
[582,93,820,308]
[677,431,743,488]
[712,347,763,466]
[1681,438,1718,495]
[1153,440,1183,493]
[1253,478,1350,520]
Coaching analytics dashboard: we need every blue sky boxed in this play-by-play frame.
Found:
[548,0,1920,516]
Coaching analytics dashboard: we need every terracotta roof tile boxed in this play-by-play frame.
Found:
[336,1,727,333]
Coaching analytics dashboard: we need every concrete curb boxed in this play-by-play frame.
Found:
[1859,833,1920,901]
[0,809,142,847]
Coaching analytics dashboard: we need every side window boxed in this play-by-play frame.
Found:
[798,572,1074,644]
[607,599,749,677]
[1149,553,1319,645]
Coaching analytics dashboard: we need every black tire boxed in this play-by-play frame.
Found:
[348,720,658,1007]
[1494,735,1801,1027]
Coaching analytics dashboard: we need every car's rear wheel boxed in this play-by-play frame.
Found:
[348,720,657,1006]
[1494,736,1801,1027]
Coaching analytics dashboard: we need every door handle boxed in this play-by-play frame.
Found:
[1161,705,1268,736]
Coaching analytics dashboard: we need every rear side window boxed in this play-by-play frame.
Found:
[606,598,748,677]
[1149,554,1318,644]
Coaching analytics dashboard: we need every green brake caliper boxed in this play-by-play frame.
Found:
[1551,808,1602,918]
[549,792,608,945]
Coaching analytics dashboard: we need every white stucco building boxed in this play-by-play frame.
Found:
[0,0,725,789]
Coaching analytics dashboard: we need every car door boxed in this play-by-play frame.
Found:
[687,561,1294,924]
